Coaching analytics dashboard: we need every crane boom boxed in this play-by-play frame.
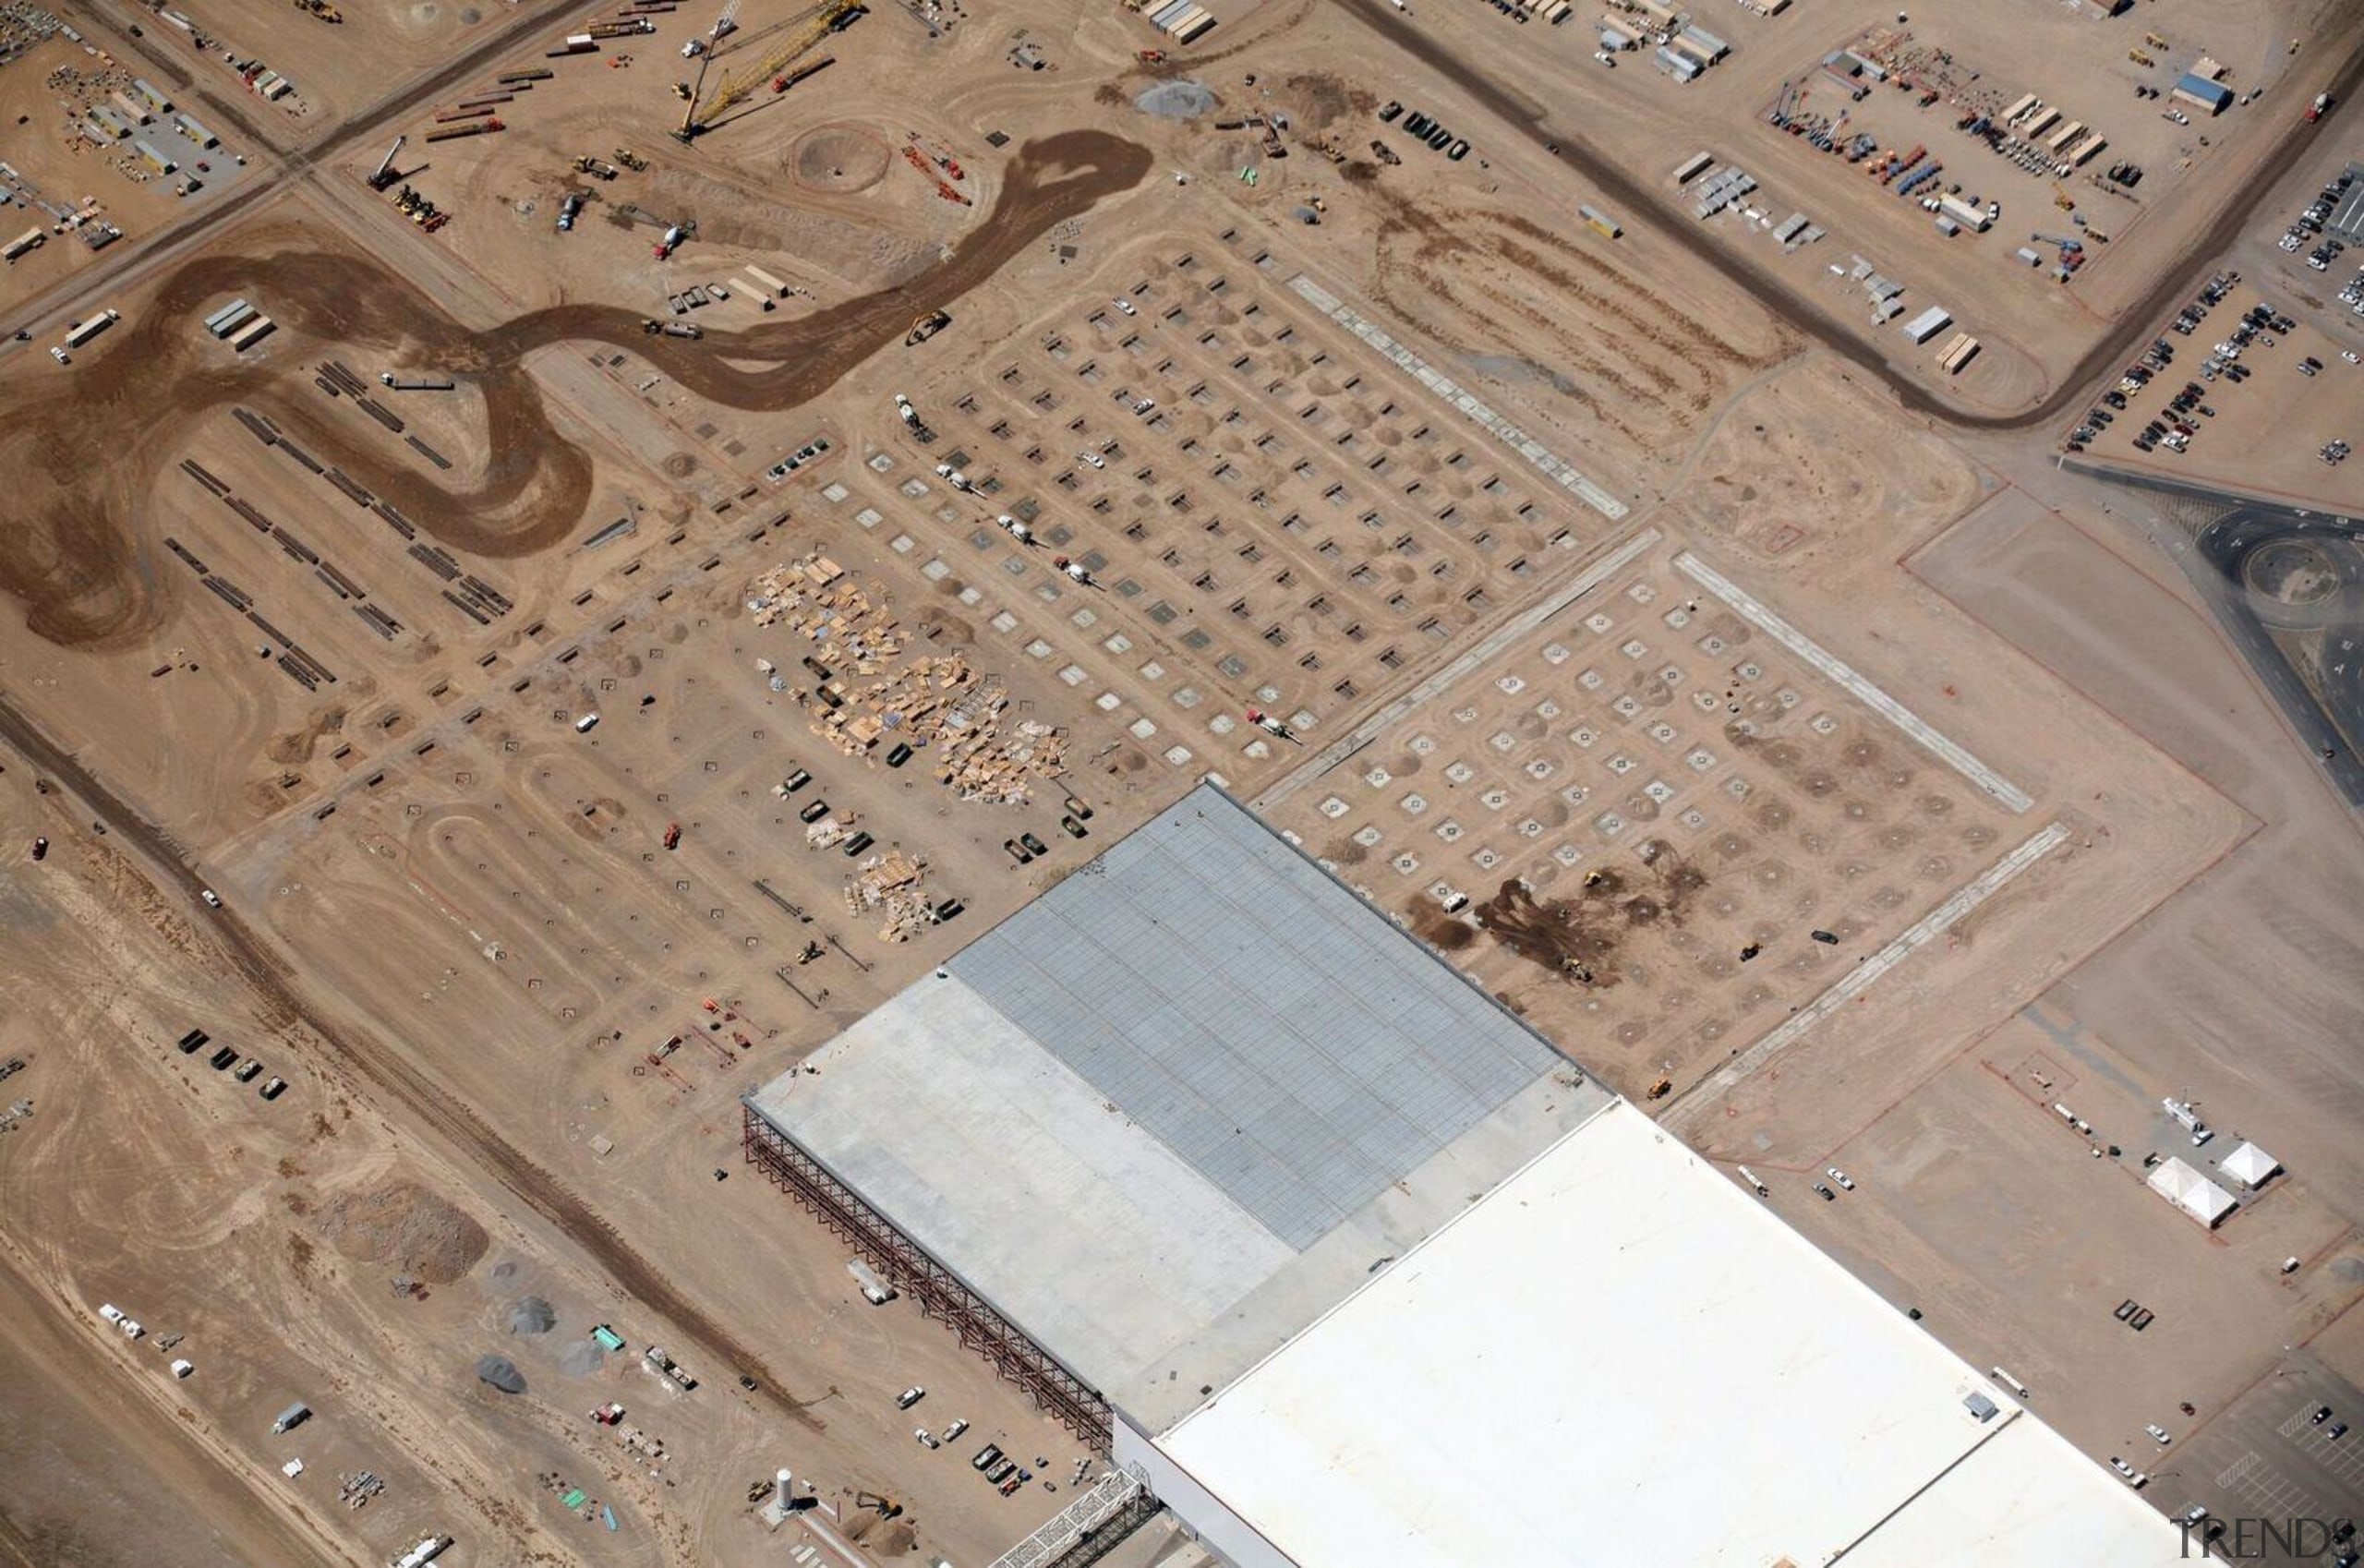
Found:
[680,0,861,139]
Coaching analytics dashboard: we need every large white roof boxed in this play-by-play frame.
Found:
[1152,1102,2179,1567]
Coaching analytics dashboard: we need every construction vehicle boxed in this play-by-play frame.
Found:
[2128,49,2153,67]
[2308,91,2332,123]
[365,134,405,191]
[292,0,342,21]
[904,308,948,346]
[662,823,681,850]
[612,146,648,170]
[1369,139,1400,166]
[642,318,703,338]
[2144,30,2167,50]
[854,1491,903,1519]
[1137,48,1164,63]
[899,143,971,204]
[574,154,620,179]
[677,0,862,141]
[654,223,688,259]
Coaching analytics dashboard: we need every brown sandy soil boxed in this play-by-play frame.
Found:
[0,707,1083,1565]
[1774,1025,2364,1461]
[0,38,199,314]
[0,129,1151,650]
[2,0,2362,1551]
[2093,308,2364,509]
[1322,0,2364,414]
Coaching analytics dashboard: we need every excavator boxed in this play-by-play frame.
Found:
[904,309,948,346]
[677,0,862,141]
[292,0,342,21]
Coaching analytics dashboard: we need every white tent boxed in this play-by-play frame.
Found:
[2220,1142,2281,1189]
[2148,1158,2237,1228]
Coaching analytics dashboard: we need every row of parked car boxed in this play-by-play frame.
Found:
[175,1027,286,1100]
[2279,169,2354,273]
[1376,101,1471,161]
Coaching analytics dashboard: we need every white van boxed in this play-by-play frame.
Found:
[573,713,599,733]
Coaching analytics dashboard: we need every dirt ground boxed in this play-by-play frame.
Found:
[4,0,2364,1557]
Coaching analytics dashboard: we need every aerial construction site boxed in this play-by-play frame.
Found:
[2,0,2363,1562]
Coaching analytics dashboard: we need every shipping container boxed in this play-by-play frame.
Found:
[1672,151,1714,185]
[742,264,790,298]
[2,226,43,262]
[227,315,276,351]
[204,297,252,332]
[1939,334,1982,374]
[1578,203,1623,239]
[2001,92,2039,125]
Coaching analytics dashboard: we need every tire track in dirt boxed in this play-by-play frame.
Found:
[0,129,1152,649]
[0,694,836,1438]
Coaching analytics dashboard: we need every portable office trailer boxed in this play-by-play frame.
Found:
[174,112,220,148]
[1901,306,1953,344]
[4,226,44,262]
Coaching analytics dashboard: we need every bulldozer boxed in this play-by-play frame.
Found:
[904,309,949,346]
[613,146,649,171]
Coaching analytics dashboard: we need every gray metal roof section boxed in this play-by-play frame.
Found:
[949,786,1560,1249]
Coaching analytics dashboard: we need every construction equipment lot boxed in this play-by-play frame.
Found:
[2,0,2364,1561]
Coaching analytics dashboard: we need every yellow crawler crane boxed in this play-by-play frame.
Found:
[677,0,861,140]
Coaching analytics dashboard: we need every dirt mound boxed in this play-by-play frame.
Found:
[508,1296,555,1334]
[476,1354,526,1394]
[791,124,891,192]
[1135,79,1215,119]
[318,1180,489,1284]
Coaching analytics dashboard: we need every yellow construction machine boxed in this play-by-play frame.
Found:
[677,0,861,141]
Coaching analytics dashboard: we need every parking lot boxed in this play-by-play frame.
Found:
[2171,1353,2364,1564]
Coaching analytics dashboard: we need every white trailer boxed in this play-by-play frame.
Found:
[64,308,121,348]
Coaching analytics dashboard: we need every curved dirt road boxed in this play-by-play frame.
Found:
[0,129,1153,648]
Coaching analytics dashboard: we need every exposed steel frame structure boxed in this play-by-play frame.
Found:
[741,1104,1113,1449]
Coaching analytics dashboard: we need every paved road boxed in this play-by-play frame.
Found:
[2065,460,2364,806]
[1329,0,2364,432]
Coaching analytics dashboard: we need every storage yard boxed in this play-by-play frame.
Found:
[0,0,2361,1562]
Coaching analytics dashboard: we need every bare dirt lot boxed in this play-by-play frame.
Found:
[5,0,2364,1557]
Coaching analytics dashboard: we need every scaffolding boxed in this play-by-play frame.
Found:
[740,1104,1113,1447]
[989,1467,1164,1568]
